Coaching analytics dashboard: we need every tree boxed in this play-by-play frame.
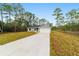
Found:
[12,3,25,32]
[33,17,39,25]
[3,4,13,23]
[12,4,18,32]
[25,12,33,26]
[65,9,79,31]
[0,3,5,32]
[53,8,64,26]
[39,18,47,25]
[66,9,77,23]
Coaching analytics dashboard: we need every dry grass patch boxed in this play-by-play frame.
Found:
[50,31,79,56]
[0,32,36,45]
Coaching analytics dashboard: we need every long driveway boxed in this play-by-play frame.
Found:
[0,28,50,56]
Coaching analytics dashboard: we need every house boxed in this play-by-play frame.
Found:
[27,23,50,32]
[27,25,40,32]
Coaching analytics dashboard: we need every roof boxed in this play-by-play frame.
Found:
[40,24,50,28]
[28,25,40,28]
[27,24,50,28]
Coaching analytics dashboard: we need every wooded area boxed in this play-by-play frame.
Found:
[0,3,50,32]
[52,8,79,31]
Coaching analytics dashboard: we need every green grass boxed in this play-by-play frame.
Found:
[0,32,36,45]
[50,31,79,56]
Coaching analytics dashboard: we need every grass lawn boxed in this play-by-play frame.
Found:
[50,31,79,56]
[0,32,36,45]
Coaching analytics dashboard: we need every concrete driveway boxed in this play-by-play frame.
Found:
[0,28,50,56]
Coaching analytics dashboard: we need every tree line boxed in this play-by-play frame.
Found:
[52,8,79,31]
[0,3,49,32]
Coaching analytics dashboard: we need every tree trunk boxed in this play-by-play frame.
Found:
[14,16,17,32]
[1,9,3,32]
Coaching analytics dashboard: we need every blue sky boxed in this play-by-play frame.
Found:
[21,3,79,25]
